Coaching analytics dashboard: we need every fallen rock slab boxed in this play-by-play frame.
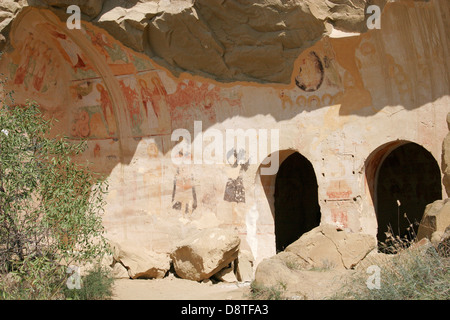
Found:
[213,263,238,283]
[284,224,377,270]
[170,228,240,282]
[253,224,376,298]
[435,225,450,257]
[254,257,352,300]
[263,224,377,271]
[110,241,171,280]
[417,199,450,241]
[253,257,300,289]
[235,249,254,283]
[112,262,130,279]
[441,113,450,196]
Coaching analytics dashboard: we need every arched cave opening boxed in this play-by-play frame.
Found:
[375,143,442,250]
[274,152,321,252]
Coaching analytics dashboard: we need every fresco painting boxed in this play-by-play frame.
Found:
[69,73,175,140]
[281,91,342,110]
[42,22,99,80]
[84,26,116,62]
[9,32,60,95]
[283,44,347,111]
[71,24,173,138]
[295,51,325,92]
[4,16,243,145]
[70,109,90,138]
[171,151,198,215]
[118,76,144,135]
[84,25,140,77]
[167,79,242,131]
[223,149,250,204]
[331,208,349,229]
[70,71,177,140]
[131,55,155,73]
[0,2,448,274]
[69,79,117,139]
[136,71,172,136]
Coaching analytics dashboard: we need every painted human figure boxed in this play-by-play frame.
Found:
[96,84,116,136]
[171,151,197,215]
[139,79,159,129]
[224,149,250,203]
[119,80,142,130]
[32,43,51,92]
[71,109,90,138]
[87,29,112,60]
[14,33,35,86]
[139,75,171,134]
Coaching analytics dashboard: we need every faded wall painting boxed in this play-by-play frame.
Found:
[295,51,324,92]
[136,71,172,136]
[70,79,117,139]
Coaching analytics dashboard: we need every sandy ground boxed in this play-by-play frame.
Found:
[111,269,354,300]
[111,277,252,300]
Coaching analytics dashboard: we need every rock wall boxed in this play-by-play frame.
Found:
[442,113,450,195]
[0,0,388,83]
[0,0,448,266]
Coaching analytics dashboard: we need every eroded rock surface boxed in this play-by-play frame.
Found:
[255,223,376,281]
[0,0,386,83]
[285,224,377,269]
[253,224,377,296]
[170,228,240,281]
[417,199,450,242]
[110,241,171,279]
[442,113,450,196]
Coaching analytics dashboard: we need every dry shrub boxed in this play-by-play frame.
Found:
[332,228,450,300]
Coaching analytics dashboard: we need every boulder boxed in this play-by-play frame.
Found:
[110,241,171,279]
[274,251,309,270]
[39,0,106,17]
[111,262,129,279]
[284,224,377,270]
[253,256,352,299]
[170,228,240,282]
[253,225,377,298]
[253,257,300,289]
[235,249,254,283]
[417,199,450,241]
[442,114,450,196]
[213,263,238,283]
[442,225,450,241]
[431,230,444,245]
[435,225,450,257]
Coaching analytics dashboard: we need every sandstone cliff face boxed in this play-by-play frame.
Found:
[0,0,448,266]
[0,0,387,84]
[443,113,450,196]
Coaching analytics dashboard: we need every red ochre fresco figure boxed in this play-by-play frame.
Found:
[150,76,168,115]
[139,75,172,133]
[139,78,160,129]
[71,109,90,138]
[119,80,142,129]
[32,44,51,92]
[14,33,35,86]
[86,28,113,61]
[94,143,101,158]
[139,79,153,117]
[96,83,116,136]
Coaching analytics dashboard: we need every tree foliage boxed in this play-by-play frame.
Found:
[0,100,109,299]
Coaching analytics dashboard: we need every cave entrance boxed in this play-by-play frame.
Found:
[274,152,321,252]
[374,142,442,247]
